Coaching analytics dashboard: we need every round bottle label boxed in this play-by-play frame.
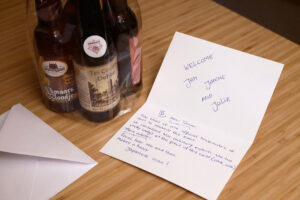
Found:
[42,61,68,77]
[83,35,107,58]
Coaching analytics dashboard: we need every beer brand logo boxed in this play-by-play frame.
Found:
[88,40,102,54]
[84,36,107,58]
[42,61,68,77]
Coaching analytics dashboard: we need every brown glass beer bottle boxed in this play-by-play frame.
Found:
[103,0,142,96]
[72,0,120,122]
[34,0,79,112]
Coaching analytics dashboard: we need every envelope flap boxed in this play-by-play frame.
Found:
[0,104,96,164]
[0,111,8,129]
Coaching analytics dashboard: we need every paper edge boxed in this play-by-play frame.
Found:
[0,104,97,165]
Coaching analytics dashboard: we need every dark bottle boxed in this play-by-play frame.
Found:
[62,0,78,28]
[72,0,120,122]
[103,0,142,96]
[34,0,79,112]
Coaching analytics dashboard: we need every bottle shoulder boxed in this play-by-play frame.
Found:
[34,25,62,40]
[74,52,117,67]
[34,24,71,58]
[73,34,117,67]
[114,8,138,35]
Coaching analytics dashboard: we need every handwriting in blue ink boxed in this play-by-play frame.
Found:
[211,97,230,112]
[183,54,213,71]
[158,110,166,118]
[201,93,213,102]
[204,74,226,90]
[184,76,198,88]
[117,111,237,170]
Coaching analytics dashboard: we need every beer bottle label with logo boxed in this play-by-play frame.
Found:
[74,35,120,112]
[39,56,78,103]
[74,56,120,112]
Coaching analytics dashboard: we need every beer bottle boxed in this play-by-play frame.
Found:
[34,0,79,112]
[103,0,142,96]
[72,0,120,122]
[62,0,77,27]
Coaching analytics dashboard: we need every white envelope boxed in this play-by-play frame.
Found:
[0,104,97,200]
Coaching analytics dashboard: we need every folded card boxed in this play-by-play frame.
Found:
[0,104,97,200]
[101,32,284,200]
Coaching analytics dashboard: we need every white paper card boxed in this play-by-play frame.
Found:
[101,32,284,200]
[0,104,97,200]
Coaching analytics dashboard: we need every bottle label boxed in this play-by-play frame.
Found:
[83,35,107,58]
[129,32,142,86]
[74,57,120,112]
[42,61,68,77]
[39,57,78,103]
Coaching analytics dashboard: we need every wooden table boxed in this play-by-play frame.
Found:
[1,0,300,199]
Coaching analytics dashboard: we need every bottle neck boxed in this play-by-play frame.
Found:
[103,0,128,11]
[35,0,62,27]
[79,0,106,36]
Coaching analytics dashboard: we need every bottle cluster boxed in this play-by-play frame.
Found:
[33,0,142,122]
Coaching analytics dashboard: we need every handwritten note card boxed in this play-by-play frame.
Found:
[101,32,284,200]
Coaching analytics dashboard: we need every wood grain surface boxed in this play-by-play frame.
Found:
[1,0,300,199]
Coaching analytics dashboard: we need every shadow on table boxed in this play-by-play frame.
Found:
[214,0,300,44]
